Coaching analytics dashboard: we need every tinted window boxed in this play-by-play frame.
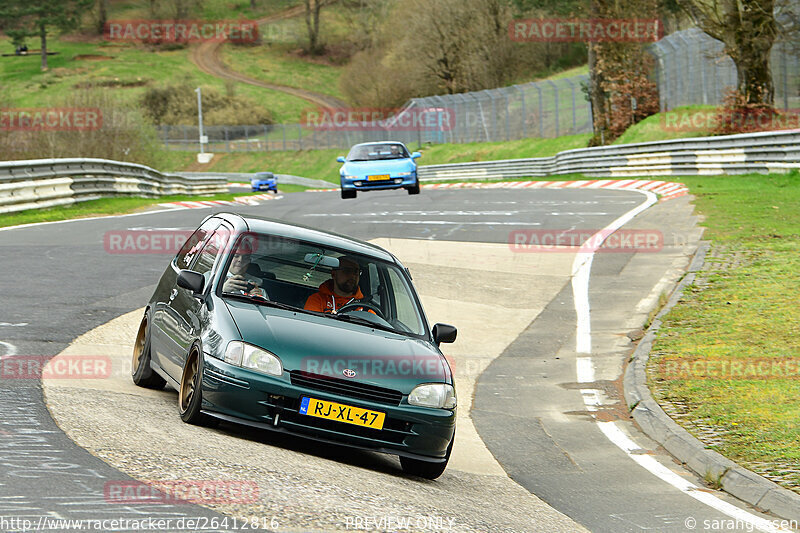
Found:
[174,219,219,269]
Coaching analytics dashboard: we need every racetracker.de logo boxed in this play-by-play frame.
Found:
[509,18,663,42]
[104,480,259,505]
[104,230,195,255]
[661,108,800,133]
[1,355,112,379]
[0,108,102,131]
[104,20,259,43]
[302,107,455,132]
[509,229,663,253]
[300,354,453,380]
[657,357,800,380]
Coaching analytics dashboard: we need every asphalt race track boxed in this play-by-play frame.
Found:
[0,188,788,532]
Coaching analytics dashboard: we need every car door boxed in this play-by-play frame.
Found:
[162,223,232,379]
[151,218,220,378]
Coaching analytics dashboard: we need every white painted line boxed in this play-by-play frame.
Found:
[572,190,789,531]
[570,189,657,353]
[363,220,542,226]
[0,341,18,357]
[597,421,790,533]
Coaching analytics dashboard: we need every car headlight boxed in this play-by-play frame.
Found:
[397,172,413,176]
[408,383,456,409]
[224,341,283,376]
[343,175,358,180]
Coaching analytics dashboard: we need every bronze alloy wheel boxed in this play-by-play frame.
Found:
[132,317,147,375]
[179,352,199,414]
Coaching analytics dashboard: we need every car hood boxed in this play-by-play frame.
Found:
[341,159,415,176]
[224,300,451,392]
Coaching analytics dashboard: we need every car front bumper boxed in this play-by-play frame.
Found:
[201,355,455,461]
[341,175,417,192]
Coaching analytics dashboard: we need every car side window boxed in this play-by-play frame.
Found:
[386,268,424,334]
[193,228,231,279]
[175,219,219,269]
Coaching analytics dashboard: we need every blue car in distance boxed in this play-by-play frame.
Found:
[251,172,277,193]
[337,142,421,199]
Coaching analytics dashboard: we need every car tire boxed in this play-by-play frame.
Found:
[341,189,357,199]
[178,348,218,427]
[399,436,453,479]
[407,180,420,195]
[131,313,166,389]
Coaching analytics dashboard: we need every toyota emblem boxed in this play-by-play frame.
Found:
[342,368,357,378]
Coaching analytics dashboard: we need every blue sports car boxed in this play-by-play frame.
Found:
[251,172,277,193]
[337,142,421,199]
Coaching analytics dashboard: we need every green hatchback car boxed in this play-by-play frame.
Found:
[132,213,458,478]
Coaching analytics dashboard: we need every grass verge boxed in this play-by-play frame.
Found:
[162,134,592,182]
[648,171,800,494]
[0,190,282,229]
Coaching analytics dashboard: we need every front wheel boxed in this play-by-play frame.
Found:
[131,314,165,389]
[400,436,452,479]
[407,180,420,195]
[178,349,218,427]
[341,188,356,199]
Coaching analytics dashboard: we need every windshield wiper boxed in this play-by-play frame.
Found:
[222,292,300,312]
[348,158,369,162]
[326,312,396,333]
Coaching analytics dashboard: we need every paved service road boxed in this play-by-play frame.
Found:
[0,188,786,532]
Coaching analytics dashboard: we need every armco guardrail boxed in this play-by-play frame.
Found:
[0,158,227,214]
[418,130,800,181]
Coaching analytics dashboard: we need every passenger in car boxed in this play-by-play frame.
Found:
[304,256,370,313]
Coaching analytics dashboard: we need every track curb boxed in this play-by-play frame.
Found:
[623,241,800,523]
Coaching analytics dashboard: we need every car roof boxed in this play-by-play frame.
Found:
[210,213,395,263]
[350,141,407,148]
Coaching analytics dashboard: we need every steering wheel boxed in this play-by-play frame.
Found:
[337,301,386,320]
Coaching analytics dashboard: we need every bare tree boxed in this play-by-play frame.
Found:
[304,0,335,55]
[676,0,778,105]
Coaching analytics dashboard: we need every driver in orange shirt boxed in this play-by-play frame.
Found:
[304,256,370,313]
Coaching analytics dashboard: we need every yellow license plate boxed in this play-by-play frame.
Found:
[367,174,391,181]
[299,397,385,429]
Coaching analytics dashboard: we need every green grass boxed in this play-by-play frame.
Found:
[221,42,345,101]
[0,190,286,228]
[649,171,800,493]
[0,36,308,122]
[159,134,592,182]
[613,105,718,145]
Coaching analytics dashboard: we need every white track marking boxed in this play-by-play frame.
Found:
[571,190,656,353]
[572,191,790,532]
[0,340,18,358]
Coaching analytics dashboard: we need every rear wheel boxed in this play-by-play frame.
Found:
[400,436,453,479]
[407,180,420,195]
[178,349,218,427]
[131,314,165,389]
[341,188,357,199]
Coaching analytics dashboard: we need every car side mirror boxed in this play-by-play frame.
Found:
[337,156,346,163]
[411,152,421,159]
[177,270,204,294]
[432,323,457,345]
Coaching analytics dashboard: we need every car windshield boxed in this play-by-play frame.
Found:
[220,233,427,337]
[347,144,409,161]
